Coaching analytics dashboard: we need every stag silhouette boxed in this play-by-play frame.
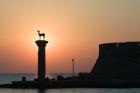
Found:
[37,30,45,40]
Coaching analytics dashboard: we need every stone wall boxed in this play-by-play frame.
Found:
[91,42,140,80]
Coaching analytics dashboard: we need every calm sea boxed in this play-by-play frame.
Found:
[0,73,140,93]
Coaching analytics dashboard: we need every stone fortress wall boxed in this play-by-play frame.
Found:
[99,42,140,58]
[91,42,140,80]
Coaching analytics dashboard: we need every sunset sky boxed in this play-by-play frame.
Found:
[0,0,140,73]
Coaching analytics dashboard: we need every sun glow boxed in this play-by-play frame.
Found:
[1,0,140,73]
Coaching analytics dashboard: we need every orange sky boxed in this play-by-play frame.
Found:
[0,0,140,73]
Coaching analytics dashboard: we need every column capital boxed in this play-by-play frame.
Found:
[35,40,48,47]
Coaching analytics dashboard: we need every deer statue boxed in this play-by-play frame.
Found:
[37,30,45,40]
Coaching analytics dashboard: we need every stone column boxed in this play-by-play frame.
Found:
[35,40,48,80]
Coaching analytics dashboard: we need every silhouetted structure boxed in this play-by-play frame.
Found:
[35,40,48,80]
[72,59,75,77]
[2,41,140,88]
[91,42,140,81]
[37,30,45,40]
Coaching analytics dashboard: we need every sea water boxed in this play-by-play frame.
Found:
[0,88,140,93]
[0,73,140,93]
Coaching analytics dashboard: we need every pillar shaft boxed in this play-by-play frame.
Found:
[35,40,48,80]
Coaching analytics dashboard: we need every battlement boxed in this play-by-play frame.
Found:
[100,42,140,48]
[99,42,140,58]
